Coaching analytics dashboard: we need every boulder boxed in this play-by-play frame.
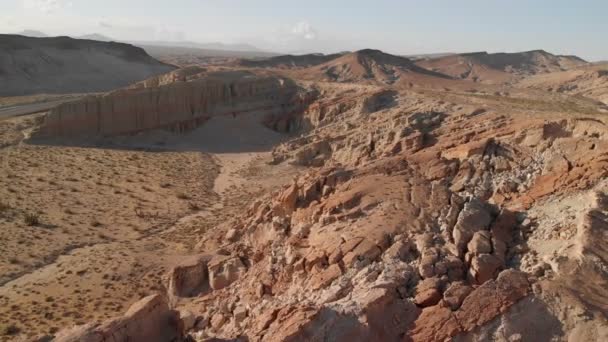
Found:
[409,270,529,341]
[467,230,492,255]
[453,198,493,256]
[273,182,299,216]
[208,255,247,291]
[342,238,382,267]
[469,253,504,285]
[443,282,473,310]
[414,277,443,307]
[309,264,343,290]
[180,310,197,331]
[166,255,210,301]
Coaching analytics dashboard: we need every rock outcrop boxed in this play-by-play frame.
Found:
[34,70,304,138]
[53,294,183,342]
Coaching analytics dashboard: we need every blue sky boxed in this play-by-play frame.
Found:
[1,0,607,60]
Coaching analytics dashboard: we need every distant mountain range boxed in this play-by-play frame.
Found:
[13,29,265,53]
[17,30,48,38]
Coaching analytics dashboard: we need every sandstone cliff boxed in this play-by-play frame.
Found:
[0,34,175,96]
[34,70,305,138]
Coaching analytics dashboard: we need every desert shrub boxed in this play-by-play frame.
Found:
[0,201,11,218]
[1,323,20,336]
[24,212,40,226]
[0,201,10,212]
[176,192,190,200]
[188,202,200,211]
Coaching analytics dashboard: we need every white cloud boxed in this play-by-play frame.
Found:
[23,0,72,14]
[291,21,317,40]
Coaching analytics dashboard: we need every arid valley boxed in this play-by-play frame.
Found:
[1,13,608,342]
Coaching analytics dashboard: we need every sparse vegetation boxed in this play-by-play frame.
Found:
[0,201,11,213]
[176,192,190,200]
[24,212,40,226]
[1,323,20,336]
[188,202,201,211]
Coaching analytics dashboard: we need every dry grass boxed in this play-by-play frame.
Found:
[0,115,221,339]
[0,323,20,336]
[23,212,40,226]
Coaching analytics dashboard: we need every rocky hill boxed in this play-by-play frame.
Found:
[294,49,452,84]
[417,50,587,83]
[0,34,175,96]
[236,53,344,69]
[518,62,608,105]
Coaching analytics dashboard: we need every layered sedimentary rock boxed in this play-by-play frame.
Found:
[34,70,304,138]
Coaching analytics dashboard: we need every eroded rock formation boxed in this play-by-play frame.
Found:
[34,70,307,138]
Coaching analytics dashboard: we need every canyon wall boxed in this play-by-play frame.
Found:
[34,71,304,138]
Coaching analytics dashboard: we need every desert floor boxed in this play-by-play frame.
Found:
[0,110,299,339]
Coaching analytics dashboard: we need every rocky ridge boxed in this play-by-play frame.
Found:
[33,70,308,138]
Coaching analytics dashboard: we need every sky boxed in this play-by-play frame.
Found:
[1,0,607,60]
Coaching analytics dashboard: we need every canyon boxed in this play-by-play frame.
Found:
[0,35,607,342]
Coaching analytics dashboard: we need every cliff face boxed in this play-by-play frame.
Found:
[34,71,303,138]
[0,34,175,96]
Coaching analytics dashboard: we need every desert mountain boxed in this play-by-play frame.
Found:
[16,29,48,38]
[129,40,263,52]
[518,62,608,105]
[0,34,175,96]
[77,33,114,42]
[236,52,345,69]
[417,50,588,83]
[294,49,452,84]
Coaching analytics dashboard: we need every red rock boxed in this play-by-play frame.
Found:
[309,264,343,290]
[443,282,473,310]
[414,288,442,307]
[342,238,382,267]
[469,253,503,285]
[467,230,492,255]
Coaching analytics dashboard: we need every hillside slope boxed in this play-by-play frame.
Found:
[0,34,175,96]
[518,62,608,105]
[236,53,344,69]
[417,50,587,84]
[295,49,452,84]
